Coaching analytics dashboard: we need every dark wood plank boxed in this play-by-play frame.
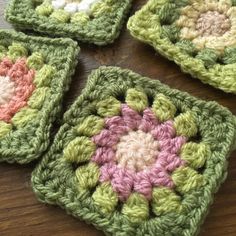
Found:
[0,0,236,235]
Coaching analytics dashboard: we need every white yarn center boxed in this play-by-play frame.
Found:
[115,130,159,172]
[51,0,101,14]
[0,76,15,106]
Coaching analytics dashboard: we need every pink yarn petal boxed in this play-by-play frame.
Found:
[139,108,158,133]
[0,110,11,122]
[149,166,174,188]
[7,58,29,81]
[134,171,152,199]
[156,151,185,172]
[143,108,159,125]
[159,136,186,154]
[105,116,129,136]
[151,120,175,141]
[0,58,13,76]
[92,129,119,147]
[121,104,142,130]
[0,57,35,122]
[111,167,134,201]
[92,147,116,165]
[99,162,117,182]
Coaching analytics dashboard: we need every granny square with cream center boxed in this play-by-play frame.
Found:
[32,66,236,236]
[0,30,79,164]
[5,0,132,45]
[128,0,236,94]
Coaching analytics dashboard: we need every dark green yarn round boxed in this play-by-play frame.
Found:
[196,48,219,68]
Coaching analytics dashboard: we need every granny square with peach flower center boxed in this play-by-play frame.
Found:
[5,0,132,45]
[0,30,79,164]
[32,67,236,236]
[128,0,236,94]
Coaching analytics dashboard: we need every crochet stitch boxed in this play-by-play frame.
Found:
[32,66,236,236]
[5,0,132,45]
[0,29,79,164]
[127,0,236,94]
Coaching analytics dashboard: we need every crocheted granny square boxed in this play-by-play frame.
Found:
[5,0,131,45]
[0,30,79,164]
[128,0,236,94]
[32,66,236,235]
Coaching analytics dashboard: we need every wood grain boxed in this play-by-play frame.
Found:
[0,0,236,235]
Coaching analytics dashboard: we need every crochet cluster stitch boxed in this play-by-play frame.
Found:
[5,0,132,45]
[32,67,236,236]
[127,0,236,94]
[0,29,79,164]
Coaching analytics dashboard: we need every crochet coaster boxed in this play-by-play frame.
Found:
[128,0,236,94]
[0,30,79,164]
[32,66,236,236]
[5,0,132,45]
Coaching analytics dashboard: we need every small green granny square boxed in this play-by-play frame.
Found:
[5,0,132,45]
[128,0,236,94]
[32,66,236,235]
[0,30,79,164]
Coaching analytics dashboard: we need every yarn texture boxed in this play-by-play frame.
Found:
[0,29,79,164]
[127,0,236,94]
[5,0,132,45]
[32,66,236,236]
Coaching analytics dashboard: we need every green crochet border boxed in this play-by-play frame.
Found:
[0,30,79,164]
[5,0,132,45]
[32,66,236,236]
[127,0,236,94]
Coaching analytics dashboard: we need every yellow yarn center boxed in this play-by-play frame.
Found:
[115,130,159,172]
[196,10,231,37]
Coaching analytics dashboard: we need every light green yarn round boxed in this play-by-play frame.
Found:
[174,111,197,138]
[27,52,44,70]
[126,88,148,112]
[152,94,176,122]
[28,87,50,110]
[71,12,89,25]
[172,166,205,194]
[7,42,28,61]
[122,193,149,224]
[152,187,182,216]
[35,3,53,16]
[63,136,96,163]
[50,10,70,23]
[34,64,55,87]
[96,97,121,117]
[0,121,12,138]
[12,108,38,128]
[75,163,100,190]
[92,183,118,215]
[76,115,104,137]
[181,142,211,169]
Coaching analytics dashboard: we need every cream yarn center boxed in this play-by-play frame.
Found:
[196,11,231,37]
[115,130,159,172]
[0,76,15,106]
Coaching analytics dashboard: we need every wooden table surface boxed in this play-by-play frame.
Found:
[0,0,236,235]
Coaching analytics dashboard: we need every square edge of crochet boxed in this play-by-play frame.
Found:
[5,0,132,45]
[0,29,80,164]
[127,0,236,94]
[31,66,236,236]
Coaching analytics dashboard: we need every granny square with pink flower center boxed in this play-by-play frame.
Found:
[128,0,236,94]
[5,0,132,45]
[0,30,79,164]
[32,67,236,236]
